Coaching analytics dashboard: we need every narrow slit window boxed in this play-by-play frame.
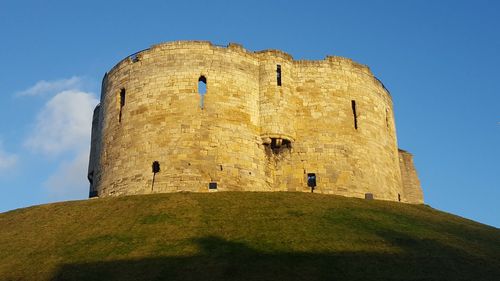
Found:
[351,100,358,130]
[276,65,282,86]
[385,108,390,129]
[119,88,125,122]
[198,76,207,109]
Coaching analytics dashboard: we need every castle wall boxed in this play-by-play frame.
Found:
[90,41,423,203]
[285,57,403,201]
[87,104,101,197]
[398,149,424,203]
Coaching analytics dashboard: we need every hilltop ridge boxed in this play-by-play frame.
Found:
[0,192,498,281]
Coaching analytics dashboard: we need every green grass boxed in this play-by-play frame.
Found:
[0,192,498,281]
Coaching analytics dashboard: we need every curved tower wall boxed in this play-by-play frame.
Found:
[87,104,101,197]
[258,50,297,142]
[289,57,403,200]
[90,41,423,203]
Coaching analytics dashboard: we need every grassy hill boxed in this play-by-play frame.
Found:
[0,192,499,281]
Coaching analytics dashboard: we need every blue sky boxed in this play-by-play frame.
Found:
[0,0,498,227]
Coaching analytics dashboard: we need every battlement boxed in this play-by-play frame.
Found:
[112,41,379,86]
[88,41,423,203]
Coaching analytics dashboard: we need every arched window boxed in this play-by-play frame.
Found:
[198,76,207,109]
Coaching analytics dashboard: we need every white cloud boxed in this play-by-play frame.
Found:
[21,76,99,201]
[0,143,18,172]
[24,90,99,156]
[44,150,90,200]
[16,76,84,97]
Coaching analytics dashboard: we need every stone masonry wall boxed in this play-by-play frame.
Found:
[398,149,424,204]
[87,41,424,203]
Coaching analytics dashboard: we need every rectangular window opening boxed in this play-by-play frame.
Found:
[276,64,282,86]
[365,193,374,200]
[307,173,316,188]
[209,182,218,190]
[152,161,160,173]
[351,100,358,130]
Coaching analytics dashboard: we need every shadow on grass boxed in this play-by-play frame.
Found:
[51,231,499,281]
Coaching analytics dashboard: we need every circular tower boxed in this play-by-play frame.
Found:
[88,41,423,203]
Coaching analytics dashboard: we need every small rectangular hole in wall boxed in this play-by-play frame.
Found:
[365,193,374,200]
[209,182,218,190]
[276,64,282,86]
[307,173,316,188]
[351,100,358,130]
[152,161,160,173]
[398,193,401,202]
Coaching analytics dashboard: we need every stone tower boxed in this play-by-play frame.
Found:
[87,41,424,204]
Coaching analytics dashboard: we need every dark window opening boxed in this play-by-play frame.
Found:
[307,173,316,187]
[398,193,401,202]
[265,138,292,154]
[119,88,126,122]
[87,171,94,185]
[151,161,160,191]
[209,182,217,190]
[270,138,291,149]
[220,165,223,171]
[307,173,317,192]
[365,193,374,200]
[386,109,390,129]
[198,76,207,109]
[276,65,282,86]
[152,161,160,173]
[351,100,358,130]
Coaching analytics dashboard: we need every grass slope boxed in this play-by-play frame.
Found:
[0,192,499,281]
